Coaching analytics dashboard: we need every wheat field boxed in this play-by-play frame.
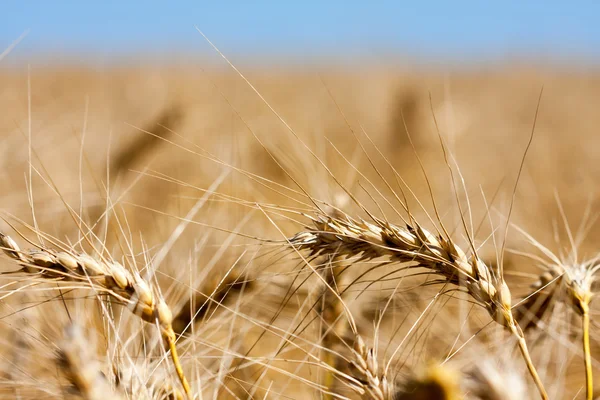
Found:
[0,59,600,399]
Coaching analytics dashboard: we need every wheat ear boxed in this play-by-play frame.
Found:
[57,324,122,400]
[346,334,392,400]
[528,257,597,400]
[0,232,192,398]
[581,302,593,400]
[516,222,600,398]
[289,212,548,399]
[565,270,595,400]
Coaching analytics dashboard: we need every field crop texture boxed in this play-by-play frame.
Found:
[0,51,600,399]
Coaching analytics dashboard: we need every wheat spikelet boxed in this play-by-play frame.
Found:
[0,231,192,398]
[289,211,548,399]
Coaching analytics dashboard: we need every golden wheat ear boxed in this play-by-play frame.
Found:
[0,231,192,398]
[288,211,548,399]
[394,364,461,400]
[511,210,600,400]
[520,250,598,400]
[561,262,597,400]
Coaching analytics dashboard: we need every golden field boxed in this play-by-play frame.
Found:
[0,62,600,399]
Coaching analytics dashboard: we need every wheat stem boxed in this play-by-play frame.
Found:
[512,325,548,400]
[164,325,192,397]
[582,302,593,400]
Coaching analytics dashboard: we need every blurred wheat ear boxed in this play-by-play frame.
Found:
[57,323,123,400]
[395,364,460,400]
[514,222,600,400]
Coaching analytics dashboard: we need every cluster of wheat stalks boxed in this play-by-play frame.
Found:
[0,99,598,399]
[0,125,597,398]
[0,177,597,399]
[1,36,598,399]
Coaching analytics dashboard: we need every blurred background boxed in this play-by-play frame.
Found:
[2,1,600,262]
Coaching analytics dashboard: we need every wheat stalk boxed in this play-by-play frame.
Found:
[0,232,192,398]
[172,267,252,337]
[289,211,548,399]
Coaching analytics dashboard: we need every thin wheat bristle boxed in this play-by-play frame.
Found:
[514,270,559,331]
[172,267,253,336]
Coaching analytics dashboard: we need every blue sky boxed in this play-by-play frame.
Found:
[2,2,598,63]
